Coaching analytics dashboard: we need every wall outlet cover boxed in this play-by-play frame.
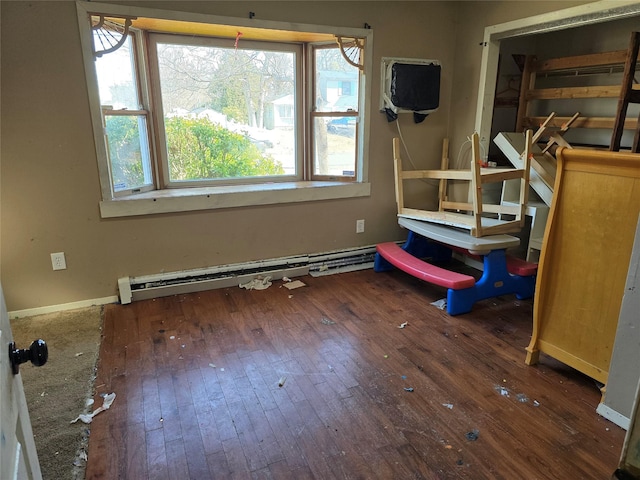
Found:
[51,252,67,270]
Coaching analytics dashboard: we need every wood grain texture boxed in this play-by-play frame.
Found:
[85,269,625,479]
[526,148,640,384]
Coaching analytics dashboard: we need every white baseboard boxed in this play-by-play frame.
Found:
[9,295,118,319]
[309,261,374,277]
[128,265,308,303]
[596,402,630,430]
[120,245,378,304]
[10,244,380,315]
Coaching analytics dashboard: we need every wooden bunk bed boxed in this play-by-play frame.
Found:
[515,31,640,152]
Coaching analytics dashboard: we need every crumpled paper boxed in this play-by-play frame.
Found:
[239,276,272,290]
[431,298,447,310]
[71,392,116,424]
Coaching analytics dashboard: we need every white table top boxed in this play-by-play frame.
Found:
[398,217,520,255]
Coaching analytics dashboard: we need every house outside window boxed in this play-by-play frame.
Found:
[77,2,372,217]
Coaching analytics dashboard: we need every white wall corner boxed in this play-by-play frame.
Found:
[596,402,630,430]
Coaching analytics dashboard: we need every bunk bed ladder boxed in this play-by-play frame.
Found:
[610,31,640,153]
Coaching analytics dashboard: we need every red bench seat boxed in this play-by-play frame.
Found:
[504,255,538,276]
[376,242,476,290]
[447,245,538,277]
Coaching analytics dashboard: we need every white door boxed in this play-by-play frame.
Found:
[0,285,42,479]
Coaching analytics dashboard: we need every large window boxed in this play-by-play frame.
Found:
[148,35,300,186]
[78,3,372,216]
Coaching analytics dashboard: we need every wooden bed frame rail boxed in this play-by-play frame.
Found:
[516,34,640,143]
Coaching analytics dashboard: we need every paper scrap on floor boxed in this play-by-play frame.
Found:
[70,392,116,424]
[283,280,306,290]
[431,298,447,310]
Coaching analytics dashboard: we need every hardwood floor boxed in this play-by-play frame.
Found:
[85,269,625,479]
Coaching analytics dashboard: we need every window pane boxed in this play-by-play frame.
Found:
[105,115,153,192]
[315,48,359,113]
[314,117,356,177]
[94,35,140,109]
[156,42,296,181]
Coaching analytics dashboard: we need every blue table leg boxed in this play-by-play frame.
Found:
[376,233,535,315]
[447,249,536,315]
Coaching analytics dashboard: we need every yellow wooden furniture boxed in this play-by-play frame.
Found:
[393,132,532,237]
[525,147,640,385]
[531,111,579,156]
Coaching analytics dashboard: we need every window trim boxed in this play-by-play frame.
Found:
[76,1,373,217]
[99,181,371,218]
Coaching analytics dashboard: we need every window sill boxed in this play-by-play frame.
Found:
[99,181,371,218]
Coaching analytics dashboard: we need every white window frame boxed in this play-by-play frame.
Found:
[76,1,373,218]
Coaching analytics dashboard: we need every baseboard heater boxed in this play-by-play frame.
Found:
[118,245,378,304]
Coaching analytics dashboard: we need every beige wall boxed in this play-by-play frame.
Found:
[0,0,595,311]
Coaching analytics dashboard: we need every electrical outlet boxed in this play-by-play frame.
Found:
[51,252,67,271]
[356,219,365,234]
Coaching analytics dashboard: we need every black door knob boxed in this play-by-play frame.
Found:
[9,339,48,375]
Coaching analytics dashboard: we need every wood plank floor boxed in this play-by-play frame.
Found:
[85,269,625,479]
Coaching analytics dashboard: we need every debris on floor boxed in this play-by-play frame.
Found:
[71,392,116,424]
[442,403,454,409]
[278,376,287,387]
[398,321,408,329]
[283,279,306,290]
[494,385,510,397]
[516,393,529,403]
[72,449,87,467]
[404,387,414,392]
[465,429,479,441]
[239,276,273,290]
[321,317,336,325]
[431,298,447,310]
